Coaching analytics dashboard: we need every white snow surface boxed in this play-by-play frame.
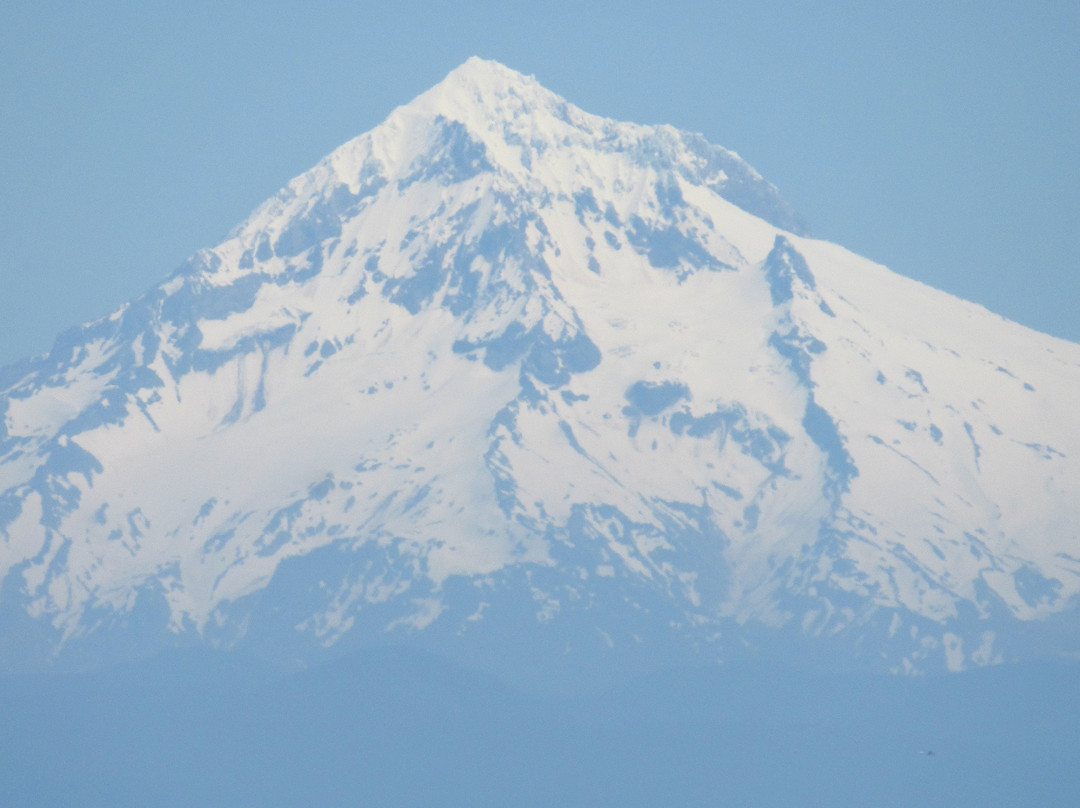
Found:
[2,58,1079,675]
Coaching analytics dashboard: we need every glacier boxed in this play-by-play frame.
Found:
[1,57,1079,687]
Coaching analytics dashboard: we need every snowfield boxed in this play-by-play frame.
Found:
[2,58,1079,681]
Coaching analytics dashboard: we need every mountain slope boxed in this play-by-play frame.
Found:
[2,58,1078,684]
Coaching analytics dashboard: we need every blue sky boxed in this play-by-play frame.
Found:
[2,1,1077,368]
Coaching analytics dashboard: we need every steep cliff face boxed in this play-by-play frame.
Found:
[2,58,1079,683]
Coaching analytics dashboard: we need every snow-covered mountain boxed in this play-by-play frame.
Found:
[2,58,1078,685]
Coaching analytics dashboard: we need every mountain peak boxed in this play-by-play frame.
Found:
[440,56,538,95]
[319,58,809,237]
[406,57,553,124]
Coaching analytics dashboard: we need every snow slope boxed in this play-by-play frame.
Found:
[2,58,1078,680]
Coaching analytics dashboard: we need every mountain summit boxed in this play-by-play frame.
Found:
[1,59,1078,688]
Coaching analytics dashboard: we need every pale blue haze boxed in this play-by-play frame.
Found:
[1,1,1078,367]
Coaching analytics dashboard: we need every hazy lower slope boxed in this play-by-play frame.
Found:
[2,649,1077,808]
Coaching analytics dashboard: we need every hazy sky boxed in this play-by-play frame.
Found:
[2,1,1077,368]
